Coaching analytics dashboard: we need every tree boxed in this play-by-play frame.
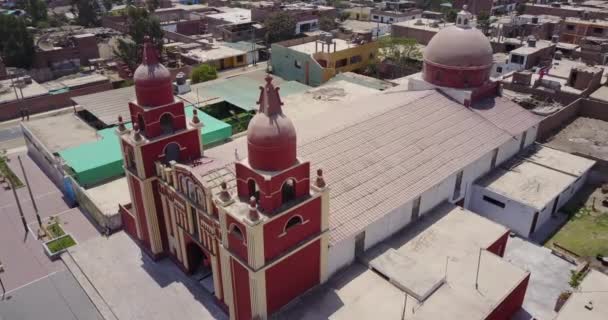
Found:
[264,12,296,43]
[146,0,160,12]
[319,16,337,32]
[569,270,585,290]
[114,6,164,70]
[0,15,35,68]
[445,9,457,23]
[191,64,217,84]
[72,0,100,27]
[477,11,490,35]
[378,36,422,64]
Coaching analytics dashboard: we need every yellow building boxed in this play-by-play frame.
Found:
[271,34,379,86]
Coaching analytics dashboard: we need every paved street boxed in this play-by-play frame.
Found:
[70,232,227,320]
[0,270,102,320]
[0,153,102,319]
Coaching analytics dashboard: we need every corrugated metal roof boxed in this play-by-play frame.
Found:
[72,86,135,126]
[471,96,542,136]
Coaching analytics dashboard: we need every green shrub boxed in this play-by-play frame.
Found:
[191,64,218,84]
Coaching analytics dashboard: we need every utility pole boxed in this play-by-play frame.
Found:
[0,261,5,300]
[401,293,408,320]
[475,248,482,290]
[18,156,42,229]
[10,177,28,235]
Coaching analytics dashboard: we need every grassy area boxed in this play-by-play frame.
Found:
[46,234,76,254]
[0,155,24,189]
[547,206,608,258]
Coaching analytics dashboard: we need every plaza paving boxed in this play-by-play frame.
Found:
[69,232,227,320]
[0,153,102,319]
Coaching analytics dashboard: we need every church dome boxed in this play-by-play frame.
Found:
[247,75,297,172]
[424,26,493,68]
[422,6,493,88]
[133,38,174,107]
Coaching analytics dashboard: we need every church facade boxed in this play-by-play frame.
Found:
[117,40,329,320]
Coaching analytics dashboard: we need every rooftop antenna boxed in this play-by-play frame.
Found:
[197,88,201,107]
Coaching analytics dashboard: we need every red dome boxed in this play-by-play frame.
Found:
[247,75,297,171]
[133,39,174,107]
[422,7,493,88]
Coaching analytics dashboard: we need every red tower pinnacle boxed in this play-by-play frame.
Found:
[246,75,297,171]
[133,37,173,107]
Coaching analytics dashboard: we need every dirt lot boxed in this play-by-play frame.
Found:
[545,117,608,161]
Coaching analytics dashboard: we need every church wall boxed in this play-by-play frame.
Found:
[327,235,356,278]
[497,136,520,165]
[140,129,202,177]
[263,197,322,262]
[231,259,252,320]
[128,101,186,138]
[364,200,413,251]
[226,214,249,262]
[129,175,151,249]
[265,239,321,315]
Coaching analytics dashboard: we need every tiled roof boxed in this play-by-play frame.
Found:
[298,91,515,244]
[471,96,542,136]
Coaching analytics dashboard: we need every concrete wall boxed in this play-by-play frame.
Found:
[271,43,324,86]
[0,81,112,121]
[391,24,437,45]
[327,234,355,277]
[537,98,608,142]
[469,184,535,237]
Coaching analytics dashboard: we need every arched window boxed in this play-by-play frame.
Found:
[281,178,296,205]
[160,113,175,135]
[464,18,468,26]
[230,224,243,241]
[180,175,187,193]
[187,180,196,201]
[137,114,145,134]
[248,179,259,201]
[284,215,303,232]
[164,142,180,164]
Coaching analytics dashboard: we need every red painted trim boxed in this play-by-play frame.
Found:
[485,273,530,320]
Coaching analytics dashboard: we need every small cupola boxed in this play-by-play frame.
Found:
[246,75,297,172]
[456,5,473,29]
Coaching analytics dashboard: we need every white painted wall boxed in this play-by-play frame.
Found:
[327,235,356,278]
[364,200,413,251]
[469,185,535,237]
[295,19,319,34]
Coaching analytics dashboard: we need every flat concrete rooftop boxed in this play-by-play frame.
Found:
[289,38,360,55]
[0,78,49,104]
[477,146,595,210]
[22,112,99,153]
[279,203,528,320]
[555,269,608,320]
[392,18,452,31]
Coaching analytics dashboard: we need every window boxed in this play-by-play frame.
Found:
[236,55,244,63]
[137,114,145,134]
[566,24,575,31]
[389,18,394,22]
[164,142,180,164]
[335,58,348,68]
[294,60,302,69]
[594,27,604,34]
[373,15,379,20]
[247,179,259,201]
[191,206,199,240]
[490,148,499,169]
[230,224,243,241]
[284,215,303,232]
[349,55,362,64]
[453,171,463,200]
[160,113,174,135]
[483,195,505,208]
[529,211,539,235]
[496,66,503,73]
[180,176,188,194]
[510,54,525,65]
[188,180,196,201]
[411,196,421,221]
[281,179,296,205]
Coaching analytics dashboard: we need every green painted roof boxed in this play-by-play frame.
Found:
[59,109,231,188]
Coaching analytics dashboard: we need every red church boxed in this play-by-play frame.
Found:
[117,39,330,320]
